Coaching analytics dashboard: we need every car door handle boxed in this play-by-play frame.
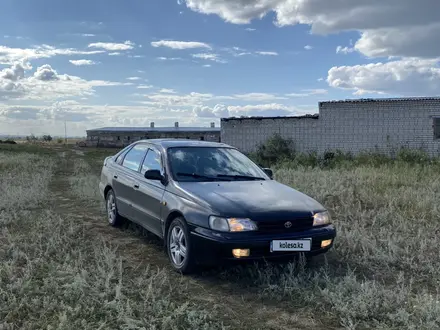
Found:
[113,175,118,179]
[133,184,139,189]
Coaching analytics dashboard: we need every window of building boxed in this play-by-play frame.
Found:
[122,144,149,171]
[127,136,131,141]
[200,136,204,141]
[141,149,162,175]
[434,118,440,139]
[117,136,120,141]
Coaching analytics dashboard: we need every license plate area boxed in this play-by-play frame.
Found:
[270,239,311,252]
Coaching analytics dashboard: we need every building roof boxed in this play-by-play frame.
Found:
[86,126,220,133]
[221,114,319,122]
[320,96,440,105]
[137,138,232,149]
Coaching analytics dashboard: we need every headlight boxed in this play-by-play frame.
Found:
[209,216,258,232]
[313,211,331,226]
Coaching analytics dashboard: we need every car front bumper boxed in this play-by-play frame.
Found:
[189,224,336,264]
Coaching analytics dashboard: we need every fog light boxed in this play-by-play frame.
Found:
[232,249,250,258]
[321,239,332,248]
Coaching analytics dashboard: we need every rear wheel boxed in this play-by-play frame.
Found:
[167,217,196,274]
[106,189,122,227]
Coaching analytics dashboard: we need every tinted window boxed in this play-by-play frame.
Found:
[122,144,148,171]
[141,149,162,175]
[167,147,267,182]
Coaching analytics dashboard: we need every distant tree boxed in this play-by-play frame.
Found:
[42,135,53,142]
[57,138,63,144]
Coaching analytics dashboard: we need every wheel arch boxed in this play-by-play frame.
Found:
[104,185,113,198]
[164,210,185,246]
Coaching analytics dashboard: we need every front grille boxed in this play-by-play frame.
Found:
[256,217,314,234]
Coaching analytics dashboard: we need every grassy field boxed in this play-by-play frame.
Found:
[1,144,439,329]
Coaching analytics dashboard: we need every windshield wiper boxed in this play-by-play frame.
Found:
[216,174,266,181]
[176,172,231,181]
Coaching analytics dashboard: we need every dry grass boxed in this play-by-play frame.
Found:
[2,146,440,329]
[0,152,56,211]
[217,163,440,329]
[0,151,226,330]
[69,158,103,205]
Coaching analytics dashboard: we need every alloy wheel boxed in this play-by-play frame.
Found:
[107,193,116,224]
[169,226,187,266]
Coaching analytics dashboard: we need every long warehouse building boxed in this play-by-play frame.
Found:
[85,122,220,147]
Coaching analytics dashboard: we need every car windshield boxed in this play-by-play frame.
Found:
[167,147,268,182]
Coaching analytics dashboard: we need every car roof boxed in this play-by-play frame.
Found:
[136,138,235,149]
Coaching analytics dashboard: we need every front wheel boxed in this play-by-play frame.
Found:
[167,217,196,274]
[105,189,123,227]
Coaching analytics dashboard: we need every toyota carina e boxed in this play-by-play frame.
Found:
[99,139,336,273]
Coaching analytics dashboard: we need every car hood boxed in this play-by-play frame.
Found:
[176,180,325,220]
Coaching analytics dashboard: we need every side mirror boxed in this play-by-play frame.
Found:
[144,169,163,181]
[262,168,273,180]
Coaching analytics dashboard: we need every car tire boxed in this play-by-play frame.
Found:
[167,217,196,274]
[105,189,123,227]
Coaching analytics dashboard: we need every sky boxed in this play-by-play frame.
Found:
[1,0,440,136]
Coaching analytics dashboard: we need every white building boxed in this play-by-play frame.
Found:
[221,97,440,156]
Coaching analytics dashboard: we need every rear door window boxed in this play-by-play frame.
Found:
[122,144,149,171]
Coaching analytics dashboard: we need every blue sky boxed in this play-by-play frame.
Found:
[1,0,439,136]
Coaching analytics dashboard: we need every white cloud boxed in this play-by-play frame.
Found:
[203,64,211,67]
[285,89,328,97]
[182,0,440,58]
[304,45,313,50]
[336,46,355,54]
[151,40,211,50]
[228,103,295,115]
[317,77,324,82]
[69,59,97,66]
[88,40,135,51]
[108,52,122,56]
[144,92,214,107]
[193,103,306,118]
[255,51,278,56]
[156,57,183,61]
[159,88,176,94]
[193,104,229,117]
[0,62,133,101]
[127,76,141,81]
[0,45,105,64]
[232,92,287,101]
[0,61,30,81]
[354,25,440,58]
[137,85,154,89]
[236,52,252,57]
[327,58,440,95]
[191,53,226,63]
[245,28,256,31]
[0,103,209,136]
[183,0,277,24]
[81,34,96,37]
[33,64,60,81]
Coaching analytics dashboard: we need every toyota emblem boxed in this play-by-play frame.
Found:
[284,221,292,228]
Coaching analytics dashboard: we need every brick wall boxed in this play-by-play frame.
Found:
[221,98,440,156]
[221,115,320,153]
